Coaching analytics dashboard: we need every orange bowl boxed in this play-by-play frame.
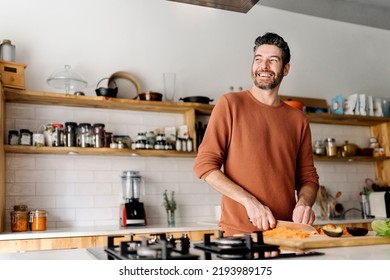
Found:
[284,99,304,111]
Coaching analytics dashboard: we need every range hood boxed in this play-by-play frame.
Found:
[167,0,260,13]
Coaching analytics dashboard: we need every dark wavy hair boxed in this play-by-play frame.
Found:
[253,32,291,67]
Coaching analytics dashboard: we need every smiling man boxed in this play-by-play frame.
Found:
[193,32,319,236]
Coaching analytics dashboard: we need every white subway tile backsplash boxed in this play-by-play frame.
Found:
[4,103,378,228]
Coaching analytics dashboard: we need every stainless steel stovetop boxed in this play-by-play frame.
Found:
[87,231,324,260]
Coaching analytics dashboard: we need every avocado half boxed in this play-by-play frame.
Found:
[346,227,368,236]
[322,223,343,237]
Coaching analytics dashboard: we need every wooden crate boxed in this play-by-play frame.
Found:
[0,60,27,89]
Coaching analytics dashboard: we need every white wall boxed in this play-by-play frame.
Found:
[2,0,389,228]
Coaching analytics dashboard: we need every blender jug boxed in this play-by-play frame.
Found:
[121,171,144,201]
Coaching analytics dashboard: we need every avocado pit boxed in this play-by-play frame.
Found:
[322,223,343,237]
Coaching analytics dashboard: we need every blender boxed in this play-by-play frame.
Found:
[120,171,146,226]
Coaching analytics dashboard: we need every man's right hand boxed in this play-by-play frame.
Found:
[245,196,277,231]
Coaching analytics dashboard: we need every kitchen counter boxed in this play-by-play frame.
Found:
[0,222,220,241]
[0,218,375,241]
[0,243,389,260]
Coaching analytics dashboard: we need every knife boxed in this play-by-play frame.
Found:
[275,220,318,234]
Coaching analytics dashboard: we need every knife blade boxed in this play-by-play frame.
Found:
[276,220,318,234]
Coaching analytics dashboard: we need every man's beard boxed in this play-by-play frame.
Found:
[253,70,284,90]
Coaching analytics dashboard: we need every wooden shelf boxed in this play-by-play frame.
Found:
[4,145,197,158]
[314,155,390,162]
[307,112,390,126]
[4,88,214,115]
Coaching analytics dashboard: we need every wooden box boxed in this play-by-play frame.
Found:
[0,60,27,89]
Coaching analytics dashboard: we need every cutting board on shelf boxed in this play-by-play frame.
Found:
[263,231,390,249]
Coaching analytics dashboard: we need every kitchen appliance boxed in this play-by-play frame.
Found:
[369,191,390,218]
[105,233,199,260]
[120,171,146,226]
[100,231,323,260]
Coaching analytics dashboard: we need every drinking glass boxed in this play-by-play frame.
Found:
[163,73,176,102]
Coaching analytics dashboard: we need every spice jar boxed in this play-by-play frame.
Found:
[11,210,29,232]
[44,124,54,146]
[29,210,47,231]
[52,123,64,146]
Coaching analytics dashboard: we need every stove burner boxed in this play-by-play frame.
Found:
[104,233,199,260]
[194,231,279,260]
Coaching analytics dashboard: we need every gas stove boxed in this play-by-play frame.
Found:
[96,231,323,260]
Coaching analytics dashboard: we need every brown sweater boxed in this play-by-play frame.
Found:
[193,91,319,235]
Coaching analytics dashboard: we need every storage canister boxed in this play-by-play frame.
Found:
[19,129,31,145]
[11,210,29,232]
[77,123,92,147]
[64,122,78,147]
[93,123,105,148]
[0,39,16,62]
[324,138,337,157]
[29,210,47,231]
[8,130,19,145]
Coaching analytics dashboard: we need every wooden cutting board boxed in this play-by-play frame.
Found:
[263,231,390,249]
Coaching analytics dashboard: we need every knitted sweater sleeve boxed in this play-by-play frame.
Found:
[193,95,230,179]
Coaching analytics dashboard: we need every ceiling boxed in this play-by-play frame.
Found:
[259,0,390,31]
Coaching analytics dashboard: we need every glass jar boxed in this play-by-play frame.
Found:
[44,124,54,146]
[324,138,337,157]
[29,210,47,231]
[8,130,19,145]
[52,123,64,147]
[77,123,92,147]
[93,123,105,148]
[19,129,31,145]
[11,210,29,232]
[64,122,78,147]
[104,132,113,147]
[313,140,325,156]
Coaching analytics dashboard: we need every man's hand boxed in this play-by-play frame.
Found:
[245,196,276,231]
[292,204,315,224]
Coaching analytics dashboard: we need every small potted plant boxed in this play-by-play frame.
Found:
[163,189,176,227]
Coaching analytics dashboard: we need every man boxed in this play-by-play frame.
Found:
[193,32,319,236]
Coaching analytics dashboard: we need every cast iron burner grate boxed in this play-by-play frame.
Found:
[194,231,324,260]
[104,233,200,260]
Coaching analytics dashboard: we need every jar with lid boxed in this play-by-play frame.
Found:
[29,210,47,231]
[313,140,325,156]
[52,123,64,146]
[104,132,113,147]
[64,122,78,147]
[77,123,92,147]
[324,138,337,157]
[19,129,32,145]
[43,124,54,146]
[11,210,29,232]
[93,123,105,148]
[135,132,146,149]
[0,39,16,62]
[145,131,155,149]
[8,130,19,145]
